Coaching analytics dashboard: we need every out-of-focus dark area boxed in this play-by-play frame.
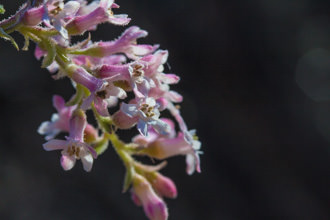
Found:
[1,0,330,219]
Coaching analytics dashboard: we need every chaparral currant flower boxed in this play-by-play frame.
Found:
[121,97,170,136]
[71,26,158,60]
[0,0,203,219]
[44,0,81,39]
[65,0,130,35]
[43,109,97,171]
[38,95,76,140]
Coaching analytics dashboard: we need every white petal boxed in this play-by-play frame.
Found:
[51,113,59,122]
[185,154,195,175]
[38,121,52,135]
[145,97,156,107]
[100,0,114,9]
[149,119,170,136]
[105,96,118,107]
[81,153,93,172]
[53,20,69,39]
[137,119,148,136]
[121,102,138,117]
[61,1,80,18]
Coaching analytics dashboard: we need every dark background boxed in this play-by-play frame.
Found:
[1,0,330,219]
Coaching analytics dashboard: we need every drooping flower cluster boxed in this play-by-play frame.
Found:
[0,1,202,219]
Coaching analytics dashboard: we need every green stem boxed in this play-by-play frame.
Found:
[106,132,133,167]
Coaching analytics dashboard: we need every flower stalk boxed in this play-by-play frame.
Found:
[0,1,202,219]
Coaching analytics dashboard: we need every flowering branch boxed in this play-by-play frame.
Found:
[0,1,202,219]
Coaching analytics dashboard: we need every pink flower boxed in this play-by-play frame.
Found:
[146,173,177,199]
[132,174,168,220]
[81,81,126,116]
[43,109,97,172]
[65,0,130,35]
[0,2,29,29]
[136,129,201,175]
[22,5,45,26]
[44,0,81,39]
[121,97,170,136]
[38,95,76,140]
[65,64,106,92]
[71,26,158,60]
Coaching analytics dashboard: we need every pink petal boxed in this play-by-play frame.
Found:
[60,155,76,171]
[53,95,66,112]
[43,139,67,151]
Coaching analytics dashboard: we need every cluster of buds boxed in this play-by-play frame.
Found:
[0,1,202,219]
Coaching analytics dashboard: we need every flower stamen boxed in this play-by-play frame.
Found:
[67,145,80,158]
[140,104,155,118]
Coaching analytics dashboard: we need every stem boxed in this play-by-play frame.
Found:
[106,132,133,168]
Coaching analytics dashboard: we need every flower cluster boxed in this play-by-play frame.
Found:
[0,1,202,219]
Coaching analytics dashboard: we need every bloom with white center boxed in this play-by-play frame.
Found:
[43,0,81,39]
[121,97,170,136]
[82,80,127,116]
[138,129,202,175]
[129,62,155,98]
[42,109,97,172]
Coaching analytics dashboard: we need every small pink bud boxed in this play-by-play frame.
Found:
[112,110,138,129]
[133,174,168,220]
[22,6,45,26]
[131,190,142,206]
[84,124,99,143]
[147,173,177,199]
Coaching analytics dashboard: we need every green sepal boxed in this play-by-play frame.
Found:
[123,166,135,193]
[0,5,5,14]
[22,35,30,51]
[66,84,87,106]
[98,116,114,134]
[41,38,56,68]
[92,103,114,134]
[69,47,103,57]
[93,138,109,155]
[0,27,19,50]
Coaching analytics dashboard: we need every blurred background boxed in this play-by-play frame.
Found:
[1,0,330,219]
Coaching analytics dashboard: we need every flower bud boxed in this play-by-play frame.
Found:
[84,124,98,143]
[112,110,138,129]
[146,172,177,199]
[132,174,168,220]
[22,6,45,26]
[65,64,105,92]
[131,190,142,206]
